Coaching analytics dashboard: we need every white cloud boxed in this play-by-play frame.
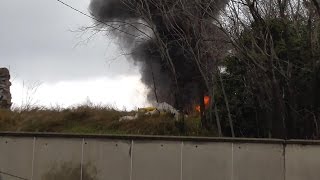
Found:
[11,75,150,110]
[1,0,149,110]
[0,0,138,82]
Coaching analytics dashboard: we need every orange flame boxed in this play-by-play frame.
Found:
[204,96,210,105]
[196,96,211,112]
[196,106,201,112]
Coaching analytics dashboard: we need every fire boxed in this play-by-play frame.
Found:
[204,96,210,105]
[196,96,211,112]
[196,106,201,112]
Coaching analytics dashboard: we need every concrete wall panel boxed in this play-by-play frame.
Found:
[2,133,320,180]
[286,144,320,180]
[0,137,34,180]
[32,138,83,180]
[132,141,181,180]
[182,142,232,180]
[82,139,131,180]
[233,143,284,180]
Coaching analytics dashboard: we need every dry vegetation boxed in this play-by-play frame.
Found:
[0,105,216,137]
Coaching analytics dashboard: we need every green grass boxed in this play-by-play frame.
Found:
[0,105,218,137]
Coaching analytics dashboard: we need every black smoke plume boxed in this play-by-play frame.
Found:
[89,0,228,110]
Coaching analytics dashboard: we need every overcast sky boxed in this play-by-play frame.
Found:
[0,0,149,109]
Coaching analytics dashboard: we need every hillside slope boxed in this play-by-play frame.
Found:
[0,105,217,137]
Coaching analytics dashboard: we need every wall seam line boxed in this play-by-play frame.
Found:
[130,140,134,180]
[180,141,184,180]
[231,142,234,180]
[283,143,286,180]
[80,138,84,180]
[30,137,36,180]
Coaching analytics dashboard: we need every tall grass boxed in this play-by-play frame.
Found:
[0,104,217,136]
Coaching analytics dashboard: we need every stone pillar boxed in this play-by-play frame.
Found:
[0,68,12,109]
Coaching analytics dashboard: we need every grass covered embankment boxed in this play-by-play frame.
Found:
[0,105,217,137]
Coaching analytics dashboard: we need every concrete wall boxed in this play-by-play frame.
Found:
[0,133,319,180]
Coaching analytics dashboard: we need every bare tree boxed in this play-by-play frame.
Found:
[89,0,234,135]
[88,0,320,138]
[209,0,320,138]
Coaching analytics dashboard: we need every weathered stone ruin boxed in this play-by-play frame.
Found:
[0,68,12,109]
